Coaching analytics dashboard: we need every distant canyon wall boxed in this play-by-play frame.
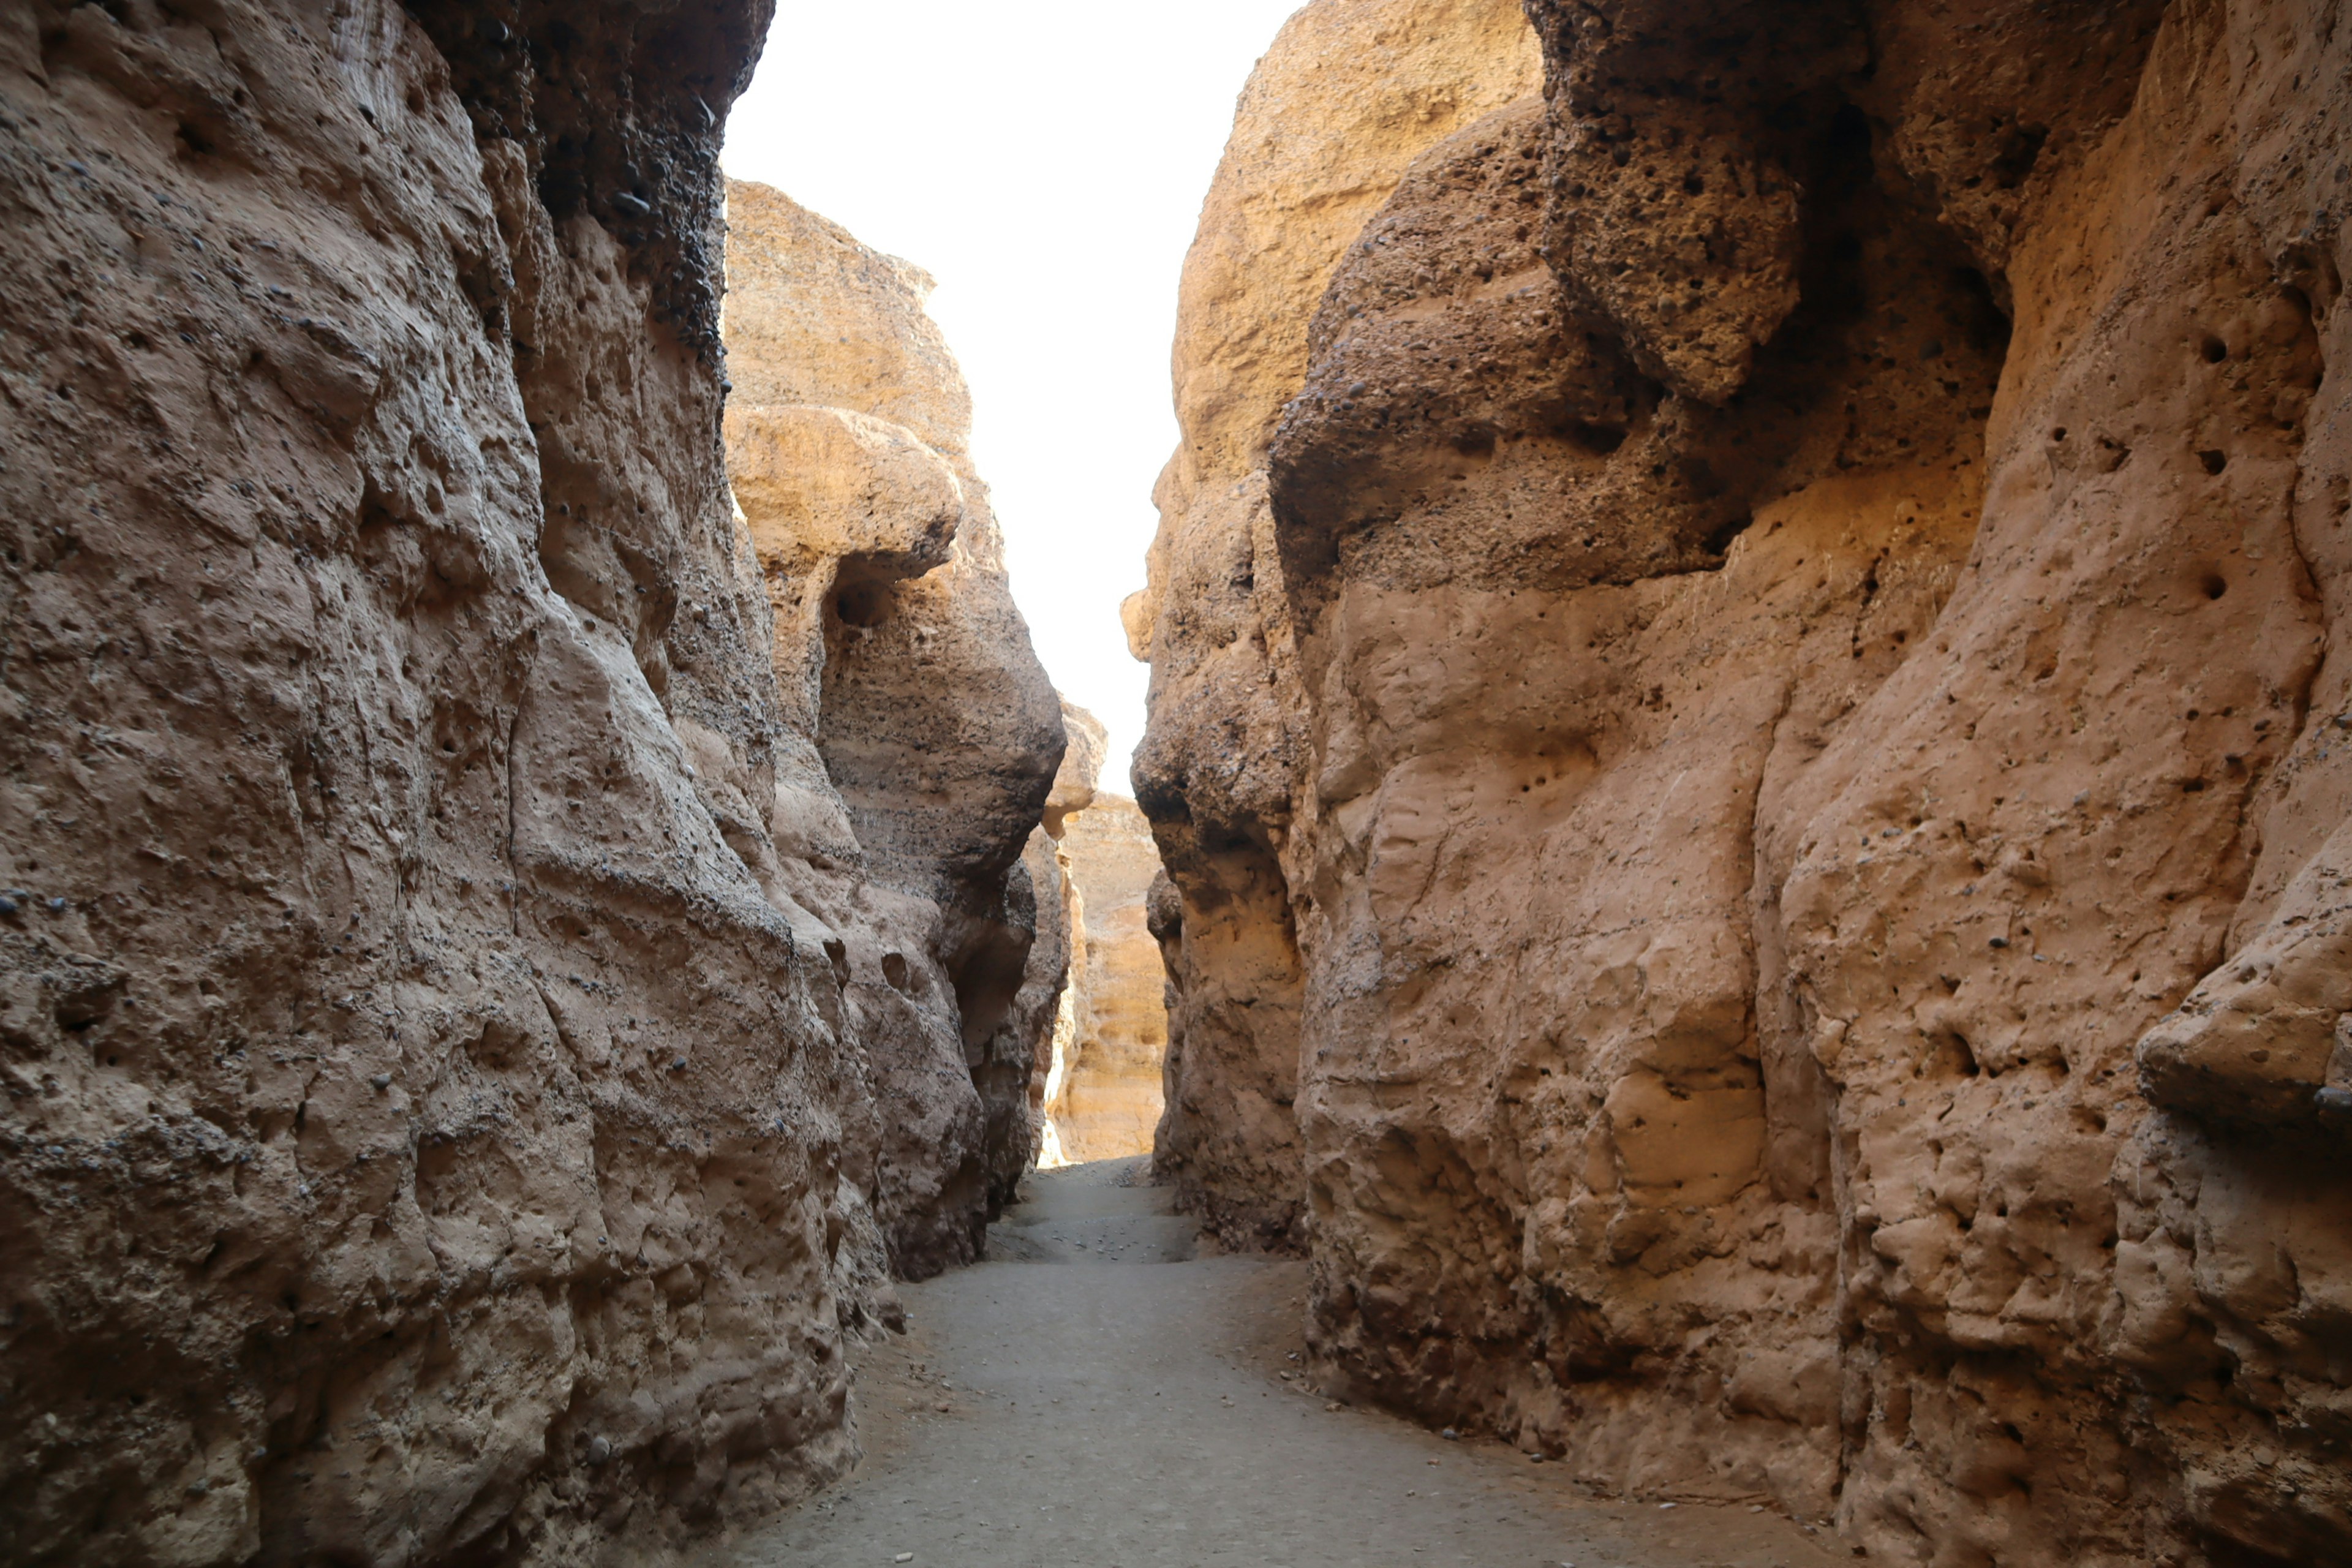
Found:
[1021,701,1167,1169]
[1046,790,1169,1166]
[1131,1,2352,1564]
[0,4,1057,1564]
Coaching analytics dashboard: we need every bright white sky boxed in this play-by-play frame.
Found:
[723,1,1305,794]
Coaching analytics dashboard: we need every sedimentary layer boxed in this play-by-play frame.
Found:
[1132,2,2352,1564]
[0,5,1058,1563]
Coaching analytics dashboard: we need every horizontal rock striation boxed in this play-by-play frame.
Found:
[1134,0,2352,1563]
[0,5,1056,1565]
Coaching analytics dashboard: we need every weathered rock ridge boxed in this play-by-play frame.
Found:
[0,4,1057,1564]
[1133,1,2352,1564]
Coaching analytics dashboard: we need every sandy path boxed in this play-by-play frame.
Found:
[706,1161,1842,1568]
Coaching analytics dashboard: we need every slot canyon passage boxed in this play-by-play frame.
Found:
[3,0,2352,1565]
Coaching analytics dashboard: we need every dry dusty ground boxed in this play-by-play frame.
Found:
[699,1160,1845,1568]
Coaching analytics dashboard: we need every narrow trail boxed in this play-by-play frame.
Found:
[706,1161,1841,1568]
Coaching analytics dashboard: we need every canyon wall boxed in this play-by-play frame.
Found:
[720,178,1066,1240]
[1133,1,2352,1564]
[0,4,1057,1564]
[1045,792,1169,1164]
[1133,0,1544,1249]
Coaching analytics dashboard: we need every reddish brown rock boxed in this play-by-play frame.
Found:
[1138,1,2352,1563]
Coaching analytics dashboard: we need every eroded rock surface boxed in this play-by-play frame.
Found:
[1129,0,1543,1252]
[1135,1,2352,1564]
[1045,792,1169,1165]
[721,179,1066,1253]
[0,6,1056,1564]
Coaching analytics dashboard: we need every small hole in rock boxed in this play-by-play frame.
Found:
[834,581,890,627]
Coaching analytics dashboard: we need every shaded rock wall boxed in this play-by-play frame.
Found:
[1046,793,1169,1164]
[1134,1,2352,1564]
[0,4,1055,1564]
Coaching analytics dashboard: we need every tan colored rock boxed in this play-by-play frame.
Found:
[722,179,1066,1246]
[1133,0,1542,1251]
[723,181,972,461]
[1164,0,1543,492]
[1044,696,1108,838]
[1140,1,2352,1564]
[0,8,1056,1564]
[1046,794,1171,1164]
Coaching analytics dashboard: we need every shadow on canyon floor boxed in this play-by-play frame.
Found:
[699,1161,1842,1567]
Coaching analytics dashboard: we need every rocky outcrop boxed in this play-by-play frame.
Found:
[1025,701,1167,1169]
[1044,793,1169,1165]
[1135,1,2352,1564]
[0,4,1056,1564]
[1130,0,1543,1251]
[721,179,1065,1251]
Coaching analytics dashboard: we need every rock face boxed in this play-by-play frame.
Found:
[0,4,1056,1564]
[722,179,1066,1248]
[1134,1,2352,1564]
[1045,793,1170,1165]
[1132,0,1543,1251]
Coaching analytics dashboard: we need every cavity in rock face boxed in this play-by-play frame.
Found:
[0,4,1055,1564]
[1135,0,2352,1563]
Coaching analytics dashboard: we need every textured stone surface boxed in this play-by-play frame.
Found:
[0,6,1055,1564]
[1042,696,1107,839]
[1137,1,2352,1564]
[1131,0,1542,1251]
[721,180,1066,1247]
[1046,794,1169,1166]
